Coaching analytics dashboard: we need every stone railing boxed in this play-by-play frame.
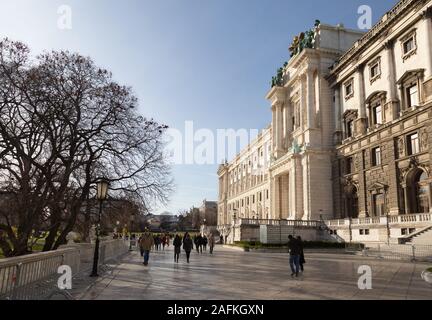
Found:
[237,218,321,228]
[0,239,128,300]
[325,213,432,228]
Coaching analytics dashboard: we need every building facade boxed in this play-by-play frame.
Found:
[218,0,432,245]
[329,0,432,242]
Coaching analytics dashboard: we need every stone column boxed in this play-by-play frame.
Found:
[272,105,277,152]
[334,85,342,144]
[384,41,397,101]
[300,75,306,129]
[306,69,315,129]
[284,100,293,148]
[355,65,368,136]
[273,102,284,158]
[421,8,432,102]
[277,102,284,151]
[271,175,280,220]
[421,8,432,79]
[402,184,410,214]
[358,65,366,117]
[384,40,399,121]
[358,152,368,218]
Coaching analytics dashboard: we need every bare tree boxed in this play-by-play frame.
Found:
[0,39,173,256]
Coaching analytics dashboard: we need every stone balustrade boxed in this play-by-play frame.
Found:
[0,239,128,300]
[325,213,432,228]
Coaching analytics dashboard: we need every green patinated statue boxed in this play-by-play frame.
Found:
[272,20,321,88]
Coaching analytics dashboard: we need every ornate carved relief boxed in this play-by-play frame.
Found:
[420,128,429,151]
[397,137,405,158]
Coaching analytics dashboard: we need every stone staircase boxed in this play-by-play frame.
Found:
[405,226,432,245]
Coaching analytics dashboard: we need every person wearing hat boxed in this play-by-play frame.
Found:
[139,228,155,266]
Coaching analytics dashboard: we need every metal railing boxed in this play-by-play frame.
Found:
[360,244,432,262]
[0,239,128,300]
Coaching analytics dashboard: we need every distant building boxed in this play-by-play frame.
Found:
[199,200,218,226]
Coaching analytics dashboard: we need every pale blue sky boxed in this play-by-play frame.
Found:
[0,0,396,214]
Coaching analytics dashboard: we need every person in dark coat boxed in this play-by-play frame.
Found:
[173,234,182,263]
[193,235,198,252]
[196,234,203,254]
[183,232,193,263]
[202,236,208,251]
[297,236,305,272]
[288,235,301,277]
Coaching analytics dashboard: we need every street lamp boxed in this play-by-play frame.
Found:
[90,177,110,277]
[129,214,136,251]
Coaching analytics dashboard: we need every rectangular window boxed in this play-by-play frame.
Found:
[407,133,420,155]
[406,84,418,107]
[372,104,382,125]
[373,193,385,217]
[345,82,353,97]
[370,63,380,79]
[266,190,269,200]
[403,37,414,55]
[365,229,370,235]
[346,120,354,138]
[372,147,382,166]
[346,157,354,175]
[359,229,364,235]
[252,195,255,204]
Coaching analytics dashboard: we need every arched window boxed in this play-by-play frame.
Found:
[416,171,429,213]
[407,169,430,213]
[345,185,359,218]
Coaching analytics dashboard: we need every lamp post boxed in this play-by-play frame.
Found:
[90,177,110,277]
[129,214,135,251]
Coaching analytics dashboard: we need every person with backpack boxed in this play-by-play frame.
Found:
[208,233,215,254]
[288,235,301,277]
[297,236,306,272]
[173,234,182,263]
[182,232,193,263]
[139,229,155,266]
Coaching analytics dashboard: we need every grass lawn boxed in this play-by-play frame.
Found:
[0,239,46,259]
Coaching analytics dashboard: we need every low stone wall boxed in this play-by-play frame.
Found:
[260,225,323,244]
[0,240,128,300]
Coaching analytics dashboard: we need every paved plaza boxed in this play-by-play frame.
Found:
[77,246,432,300]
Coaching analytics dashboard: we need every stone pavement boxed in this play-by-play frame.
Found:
[79,245,432,300]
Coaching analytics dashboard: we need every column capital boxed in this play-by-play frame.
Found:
[420,6,432,19]
[354,63,365,73]
[383,39,394,50]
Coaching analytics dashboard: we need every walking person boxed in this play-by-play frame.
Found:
[183,232,193,263]
[162,235,167,251]
[208,233,215,254]
[138,234,144,257]
[288,235,301,277]
[297,236,305,272]
[139,229,155,266]
[173,234,182,263]
[202,235,208,252]
[193,235,199,253]
[196,234,203,254]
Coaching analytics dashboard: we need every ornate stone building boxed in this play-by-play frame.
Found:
[329,0,432,243]
[218,0,432,245]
